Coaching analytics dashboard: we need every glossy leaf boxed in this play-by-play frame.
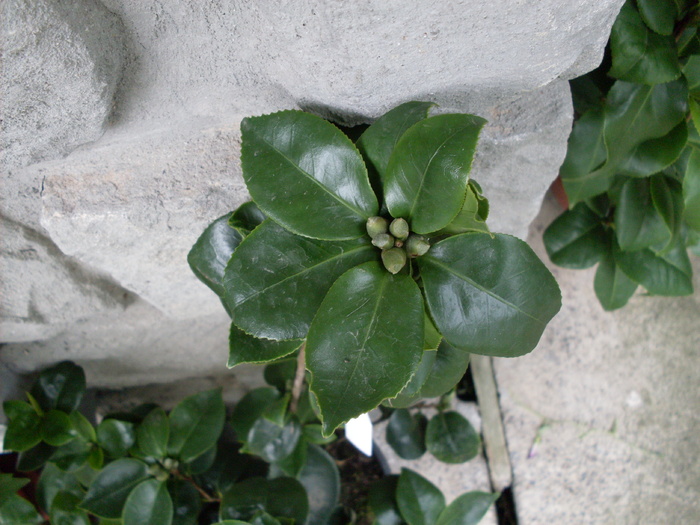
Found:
[37,463,84,511]
[50,491,90,525]
[220,477,308,524]
[298,444,341,525]
[16,442,56,472]
[650,174,684,247]
[435,492,499,525]
[137,408,170,459]
[263,359,297,391]
[240,110,378,240]
[69,411,96,442]
[306,262,424,434]
[243,416,302,463]
[418,341,471,398]
[188,212,242,298]
[559,109,607,201]
[615,178,670,251]
[426,411,480,464]
[609,1,680,84]
[435,183,490,235]
[30,360,86,413]
[357,101,434,179]
[80,458,150,519]
[594,249,638,311]
[615,239,693,295]
[229,201,267,236]
[41,410,75,447]
[384,114,486,234]
[618,120,688,177]
[0,494,42,525]
[420,233,561,357]
[386,350,437,409]
[167,479,201,525]
[51,439,91,472]
[684,147,700,231]
[396,468,445,525]
[637,0,677,36]
[224,220,375,340]
[423,313,442,352]
[228,324,302,367]
[230,387,281,441]
[543,203,608,269]
[683,55,700,95]
[2,400,41,452]
[183,444,217,476]
[368,476,402,525]
[273,437,307,478]
[167,389,225,462]
[97,419,136,459]
[386,410,427,460]
[123,479,173,525]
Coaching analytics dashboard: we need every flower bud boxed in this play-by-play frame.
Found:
[366,216,388,238]
[381,247,407,274]
[371,233,395,250]
[406,234,430,257]
[389,218,409,241]
[162,458,179,471]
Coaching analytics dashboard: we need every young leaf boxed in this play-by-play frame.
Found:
[219,477,309,524]
[435,491,499,525]
[357,101,435,178]
[426,411,481,464]
[615,178,670,251]
[368,476,403,525]
[30,361,86,413]
[594,250,638,311]
[418,341,471,399]
[80,458,150,519]
[636,0,678,36]
[188,212,242,299]
[306,262,425,435]
[96,419,136,459]
[609,0,680,84]
[684,147,700,231]
[224,220,376,340]
[167,389,225,462]
[167,479,201,525]
[386,410,427,460]
[543,203,608,269]
[228,325,302,368]
[122,479,173,525]
[229,201,267,236]
[230,387,281,441]
[297,444,341,525]
[2,400,41,452]
[396,468,445,525]
[41,410,75,447]
[137,408,170,459]
[50,491,91,525]
[384,114,486,234]
[420,233,561,357]
[241,110,378,240]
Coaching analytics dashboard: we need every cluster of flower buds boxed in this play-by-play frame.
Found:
[366,216,431,274]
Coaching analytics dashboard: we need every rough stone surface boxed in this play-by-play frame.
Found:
[1,0,125,171]
[494,194,700,524]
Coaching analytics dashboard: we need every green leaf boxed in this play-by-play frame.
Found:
[30,361,86,413]
[594,247,638,311]
[426,411,480,464]
[423,313,442,352]
[420,233,561,357]
[230,388,281,441]
[0,474,30,505]
[229,201,267,236]
[418,341,471,399]
[369,476,403,525]
[183,444,217,476]
[51,439,91,472]
[435,183,490,236]
[684,146,700,231]
[357,101,435,178]
[167,389,225,462]
[2,401,41,452]
[569,75,605,114]
[137,408,170,459]
[69,411,96,442]
[637,0,678,35]
[618,120,688,177]
[386,349,437,409]
[97,419,136,459]
[228,324,302,368]
[88,446,104,470]
[396,468,445,525]
[615,178,670,251]
[80,458,150,519]
[684,55,700,95]
[543,203,608,269]
[220,477,308,524]
[123,479,173,525]
[609,1,680,84]
[188,212,243,299]
[298,444,341,525]
[384,114,486,234]
[435,492,499,525]
[167,480,201,525]
[650,174,684,247]
[559,109,607,201]
[263,358,297,391]
[36,463,84,512]
[0,494,42,525]
[243,416,302,463]
[241,110,378,240]
[273,436,308,478]
[386,410,427,460]
[306,262,425,435]
[16,442,56,472]
[50,491,91,525]
[615,239,693,295]
[224,219,376,340]
[41,410,75,447]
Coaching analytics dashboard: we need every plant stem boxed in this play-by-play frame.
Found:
[176,472,219,503]
[290,342,307,413]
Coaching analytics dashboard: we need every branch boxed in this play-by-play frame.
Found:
[290,342,307,413]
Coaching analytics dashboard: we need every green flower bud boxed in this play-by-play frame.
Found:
[389,218,409,241]
[406,234,430,257]
[381,247,407,274]
[366,216,388,238]
[162,458,179,471]
[372,233,395,250]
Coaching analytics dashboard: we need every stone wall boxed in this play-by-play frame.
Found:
[0,0,625,387]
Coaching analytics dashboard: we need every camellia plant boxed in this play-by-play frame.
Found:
[189,101,562,436]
